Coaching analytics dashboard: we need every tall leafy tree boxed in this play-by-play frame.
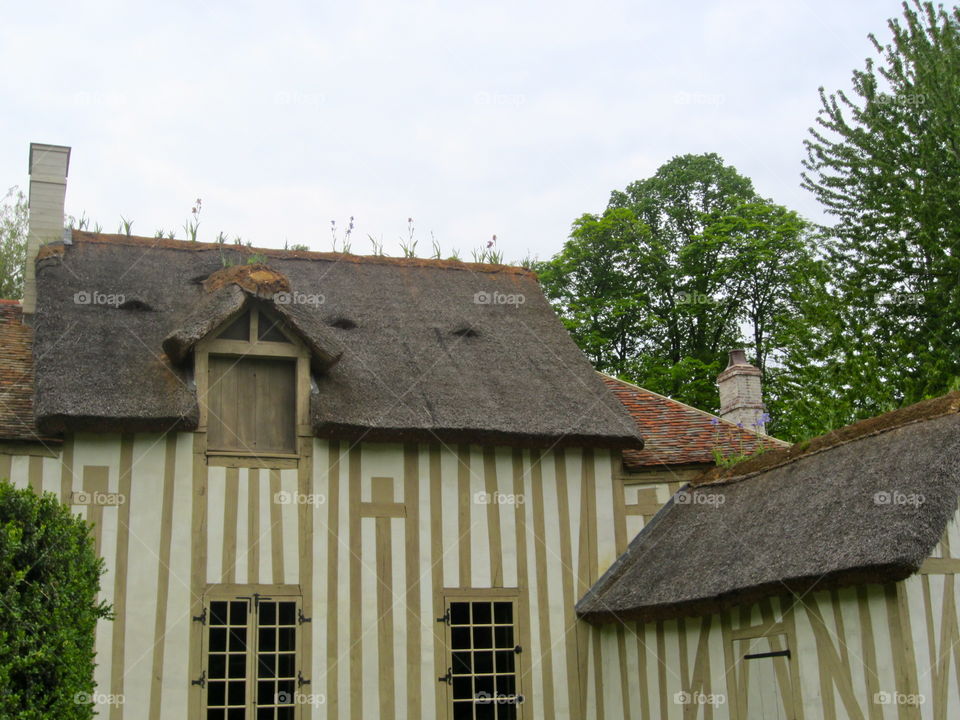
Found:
[0,187,28,300]
[802,0,960,421]
[539,153,821,419]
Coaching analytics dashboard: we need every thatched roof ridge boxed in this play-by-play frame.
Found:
[577,395,960,624]
[65,231,535,275]
[695,392,960,485]
[30,231,642,447]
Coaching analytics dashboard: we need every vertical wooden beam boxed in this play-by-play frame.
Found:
[403,444,422,719]
[109,434,134,720]
[188,433,207,719]
[349,444,362,720]
[325,441,341,720]
[457,444,471,587]
[148,433,178,720]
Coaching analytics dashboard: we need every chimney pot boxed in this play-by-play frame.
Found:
[727,348,747,367]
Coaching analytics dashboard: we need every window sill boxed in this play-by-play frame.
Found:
[206,451,300,469]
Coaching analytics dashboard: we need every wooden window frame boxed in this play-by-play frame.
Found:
[198,583,308,720]
[438,588,525,720]
[196,304,312,462]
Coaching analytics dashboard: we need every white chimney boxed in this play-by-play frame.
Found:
[23,142,71,316]
[717,349,766,433]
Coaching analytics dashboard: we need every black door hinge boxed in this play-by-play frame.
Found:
[298,670,311,688]
[436,608,450,625]
[192,607,206,625]
[298,608,312,624]
[438,667,452,685]
[192,671,207,689]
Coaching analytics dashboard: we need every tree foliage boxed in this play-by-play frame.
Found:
[0,481,111,719]
[0,187,28,301]
[798,0,960,429]
[538,153,821,420]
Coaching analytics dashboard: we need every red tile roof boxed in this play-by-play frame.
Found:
[0,301,55,444]
[602,374,788,471]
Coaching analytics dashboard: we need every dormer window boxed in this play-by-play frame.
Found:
[198,304,308,457]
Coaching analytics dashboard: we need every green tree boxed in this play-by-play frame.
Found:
[0,481,111,719]
[801,0,960,422]
[0,187,28,300]
[538,153,822,418]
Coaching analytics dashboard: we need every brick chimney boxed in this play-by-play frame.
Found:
[23,143,71,317]
[716,349,766,433]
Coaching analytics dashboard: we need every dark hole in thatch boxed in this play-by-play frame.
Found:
[452,326,479,338]
[189,274,209,285]
[118,299,154,312]
[331,318,357,330]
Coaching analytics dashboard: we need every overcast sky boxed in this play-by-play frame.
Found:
[0,0,907,262]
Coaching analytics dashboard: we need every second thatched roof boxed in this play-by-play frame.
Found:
[577,393,960,623]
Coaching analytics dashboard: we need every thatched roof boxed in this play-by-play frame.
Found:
[601,374,788,470]
[29,231,643,447]
[577,393,960,623]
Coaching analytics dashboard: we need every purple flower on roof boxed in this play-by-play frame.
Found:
[710,417,719,426]
[736,421,744,429]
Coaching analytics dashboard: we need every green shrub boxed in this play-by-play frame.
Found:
[0,480,111,719]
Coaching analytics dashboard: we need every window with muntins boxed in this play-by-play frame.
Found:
[201,591,305,720]
[441,596,523,720]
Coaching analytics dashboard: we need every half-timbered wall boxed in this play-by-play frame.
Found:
[0,435,623,719]
[4,435,958,719]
